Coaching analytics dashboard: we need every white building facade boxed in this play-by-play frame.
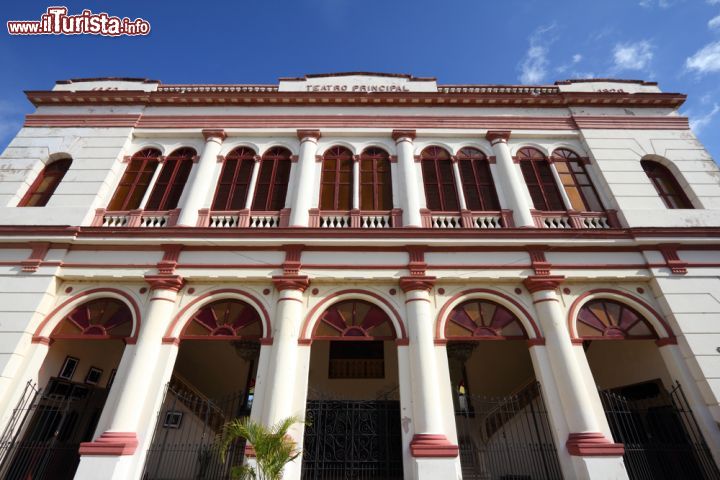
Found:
[0,73,719,480]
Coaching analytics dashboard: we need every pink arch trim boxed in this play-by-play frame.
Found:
[302,289,406,340]
[32,288,141,342]
[165,288,271,342]
[567,289,674,340]
[436,288,542,340]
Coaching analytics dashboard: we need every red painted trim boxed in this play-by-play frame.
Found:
[405,297,432,304]
[165,288,271,342]
[532,297,559,305]
[33,288,141,341]
[526,338,546,347]
[566,432,624,457]
[523,275,565,294]
[655,337,678,347]
[301,289,407,340]
[272,275,310,292]
[31,336,53,346]
[435,288,542,340]
[395,338,410,346]
[399,276,436,293]
[202,129,227,141]
[145,274,185,292]
[566,289,674,341]
[20,242,50,272]
[79,432,138,456]
[410,434,459,458]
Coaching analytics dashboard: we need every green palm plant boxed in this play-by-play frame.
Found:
[218,416,302,480]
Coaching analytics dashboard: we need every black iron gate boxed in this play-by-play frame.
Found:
[141,377,247,480]
[454,382,563,480]
[600,382,720,480]
[302,400,403,480]
[0,378,108,480]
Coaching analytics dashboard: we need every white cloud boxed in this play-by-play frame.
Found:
[572,54,583,63]
[688,103,720,134]
[518,24,557,84]
[709,15,720,30]
[613,41,654,71]
[639,0,672,7]
[686,41,720,74]
[707,0,720,4]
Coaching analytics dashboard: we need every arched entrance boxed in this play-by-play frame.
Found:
[302,299,404,479]
[443,297,563,479]
[142,298,264,479]
[576,297,720,480]
[0,297,132,480]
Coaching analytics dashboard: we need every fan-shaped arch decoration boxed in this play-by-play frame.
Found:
[314,300,396,340]
[577,299,656,340]
[51,298,133,340]
[445,299,526,340]
[182,300,263,339]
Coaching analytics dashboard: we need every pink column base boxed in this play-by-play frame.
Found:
[79,431,139,456]
[566,432,624,456]
[410,434,459,458]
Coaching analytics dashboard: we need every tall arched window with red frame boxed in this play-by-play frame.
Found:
[212,147,256,211]
[360,147,392,210]
[107,148,161,211]
[457,147,500,211]
[421,146,460,212]
[517,147,565,211]
[641,159,694,209]
[145,147,195,211]
[552,148,604,212]
[320,146,353,210]
[252,147,292,211]
[19,157,72,207]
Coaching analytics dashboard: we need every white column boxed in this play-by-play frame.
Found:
[658,342,720,467]
[138,161,164,209]
[287,130,321,227]
[176,129,227,226]
[392,130,423,227]
[548,160,573,210]
[244,155,263,210]
[352,154,361,210]
[450,156,468,211]
[525,276,628,479]
[486,131,535,227]
[401,276,458,477]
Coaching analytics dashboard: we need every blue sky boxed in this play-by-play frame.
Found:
[1,0,720,160]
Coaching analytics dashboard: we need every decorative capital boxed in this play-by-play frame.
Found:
[253,155,262,163]
[352,154,361,163]
[272,275,310,292]
[486,130,511,144]
[523,275,565,294]
[144,274,185,292]
[297,129,321,141]
[399,275,436,293]
[202,129,227,142]
[450,155,459,164]
[391,129,416,142]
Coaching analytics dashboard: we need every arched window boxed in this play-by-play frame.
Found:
[641,160,693,209]
[360,147,392,210]
[145,148,195,211]
[577,299,655,340]
[107,148,161,211]
[252,147,292,211]
[182,299,262,339]
[421,146,460,211]
[314,299,396,340]
[212,147,256,211]
[19,157,72,207]
[517,147,565,211]
[445,299,526,340]
[320,146,353,210]
[457,147,500,211]
[51,298,133,340]
[552,149,604,212]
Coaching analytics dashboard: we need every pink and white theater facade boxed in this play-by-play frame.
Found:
[0,73,719,480]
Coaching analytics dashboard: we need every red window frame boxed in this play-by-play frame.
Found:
[145,147,195,211]
[641,160,693,209]
[359,147,392,210]
[107,148,161,211]
[421,146,460,212]
[552,148,605,212]
[19,157,72,207]
[320,146,353,210]
[252,147,292,211]
[456,147,500,211]
[212,147,256,211]
[517,147,565,211]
